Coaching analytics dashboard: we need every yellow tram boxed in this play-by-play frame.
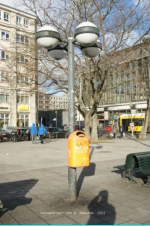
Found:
[120,113,145,132]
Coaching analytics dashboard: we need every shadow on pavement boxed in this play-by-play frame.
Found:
[0,179,38,217]
[87,190,116,225]
[126,134,150,148]
[77,148,96,197]
[95,146,103,149]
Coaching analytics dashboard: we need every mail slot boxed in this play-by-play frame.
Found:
[68,131,89,167]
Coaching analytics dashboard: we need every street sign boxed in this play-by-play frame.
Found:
[119,113,121,116]
[130,123,134,130]
[130,126,135,130]
[130,123,134,126]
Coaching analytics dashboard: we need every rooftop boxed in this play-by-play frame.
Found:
[0,3,36,19]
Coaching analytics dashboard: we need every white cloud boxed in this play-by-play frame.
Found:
[132,0,148,7]
[123,30,140,46]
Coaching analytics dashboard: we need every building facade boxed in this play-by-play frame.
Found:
[38,93,68,111]
[0,3,37,129]
[38,93,69,127]
[77,40,150,131]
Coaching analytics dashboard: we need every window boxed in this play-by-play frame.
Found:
[17,55,28,64]
[0,71,9,82]
[4,12,9,22]
[39,100,43,103]
[45,106,49,109]
[1,51,9,61]
[25,36,28,44]
[45,101,50,104]
[24,18,28,27]
[39,105,44,108]
[0,113,9,129]
[17,74,29,83]
[0,93,9,102]
[16,16,21,25]
[16,34,28,45]
[17,114,29,127]
[1,31,9,41]
[17,95,29,104]
[39,95,43,98]
[45,96,50,99]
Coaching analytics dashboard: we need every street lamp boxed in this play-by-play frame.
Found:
[36,21,101,201]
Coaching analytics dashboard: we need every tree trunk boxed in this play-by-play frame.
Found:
[84,112,91,139]
[90,113,99,142]
[139,98,150,139]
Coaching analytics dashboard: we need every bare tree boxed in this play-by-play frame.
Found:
[134,40,150,139]
[15,0,150,140]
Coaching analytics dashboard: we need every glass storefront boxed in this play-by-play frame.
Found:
[0,114,9,129]
[17,114,29,127]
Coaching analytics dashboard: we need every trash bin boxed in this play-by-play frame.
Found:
[68,131,89,167]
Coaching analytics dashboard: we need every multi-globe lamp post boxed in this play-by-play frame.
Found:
[36,22,102,201]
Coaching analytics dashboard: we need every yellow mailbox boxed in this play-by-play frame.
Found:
[68,131,89,167]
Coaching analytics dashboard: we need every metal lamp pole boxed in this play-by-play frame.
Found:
[130,104,133,137]
[131,105,133,137]
[36,22,101,202]
[55,111,58,139]
[68,37,76,201]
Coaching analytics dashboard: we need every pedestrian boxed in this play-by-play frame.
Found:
[106,124,111,138]
[76,124,78,131]
[112,125,117,138]
[38,124,47,144]
[30,123,37,144]
[119,124,124,138]
[50,124,52,127]
[61,124,64,130]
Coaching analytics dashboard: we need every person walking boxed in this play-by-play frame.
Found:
[112,125,117,138]
[106,124,111,139]
[38,124,47,144]
[61,124,64,130]
[119,124,124,138]
[76,124,78,131]
[30,123,37,144]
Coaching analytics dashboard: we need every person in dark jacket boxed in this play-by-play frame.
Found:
[61,124,64,130]
[30,123,37,144]
[38,124,47,144]
[119,124,124,138]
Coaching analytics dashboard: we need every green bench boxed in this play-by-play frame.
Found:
[114,151,150,184]
[136,155,150,187]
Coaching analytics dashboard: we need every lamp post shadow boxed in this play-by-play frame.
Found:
[77,147,95,197]
[77,162,96,197]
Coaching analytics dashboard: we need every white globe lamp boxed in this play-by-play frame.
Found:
[36,26,60,49]
[74,22,99,46]
[48,44,67,60]
[81,41,102,58]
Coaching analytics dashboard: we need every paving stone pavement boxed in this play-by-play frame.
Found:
[0,137,150,225]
